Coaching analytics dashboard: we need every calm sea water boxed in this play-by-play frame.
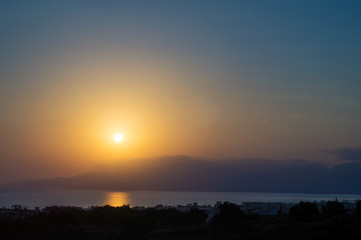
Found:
[1,189,361,209]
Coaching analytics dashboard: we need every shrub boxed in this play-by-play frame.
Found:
[322,200,346,215]
[289,201,319,219]
[212,202,246,225]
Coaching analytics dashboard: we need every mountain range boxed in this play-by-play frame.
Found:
[3,156,361,194]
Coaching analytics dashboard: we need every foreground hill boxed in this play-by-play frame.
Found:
[3,156,361,194]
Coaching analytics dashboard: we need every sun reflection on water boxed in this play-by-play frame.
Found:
[103,192,130,207]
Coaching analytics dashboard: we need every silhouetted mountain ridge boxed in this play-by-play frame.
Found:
[3,156,361,194]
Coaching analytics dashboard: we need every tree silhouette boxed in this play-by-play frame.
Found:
[322,200,346,215]
[289,201,319,219]
[212,202,246,224]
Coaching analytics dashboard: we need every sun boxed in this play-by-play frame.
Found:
[113,133,123,142]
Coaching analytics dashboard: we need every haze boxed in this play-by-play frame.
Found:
[1,1,361,185]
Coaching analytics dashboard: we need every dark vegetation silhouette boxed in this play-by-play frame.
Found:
[322,200,346,215]
[1,201,361,239]
[356,201,361,219]
[289,201,319,219]
[212,202,247,225]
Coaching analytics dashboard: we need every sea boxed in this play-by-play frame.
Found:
[1,189,361,209]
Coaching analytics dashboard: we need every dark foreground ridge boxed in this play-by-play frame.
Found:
[2,200,361,240]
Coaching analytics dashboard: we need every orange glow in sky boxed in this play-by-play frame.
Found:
[1,1,360,185]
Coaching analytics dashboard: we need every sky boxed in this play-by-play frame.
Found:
[1,0,361,183]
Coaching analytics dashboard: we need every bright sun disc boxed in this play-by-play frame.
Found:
[113,133,123,142]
